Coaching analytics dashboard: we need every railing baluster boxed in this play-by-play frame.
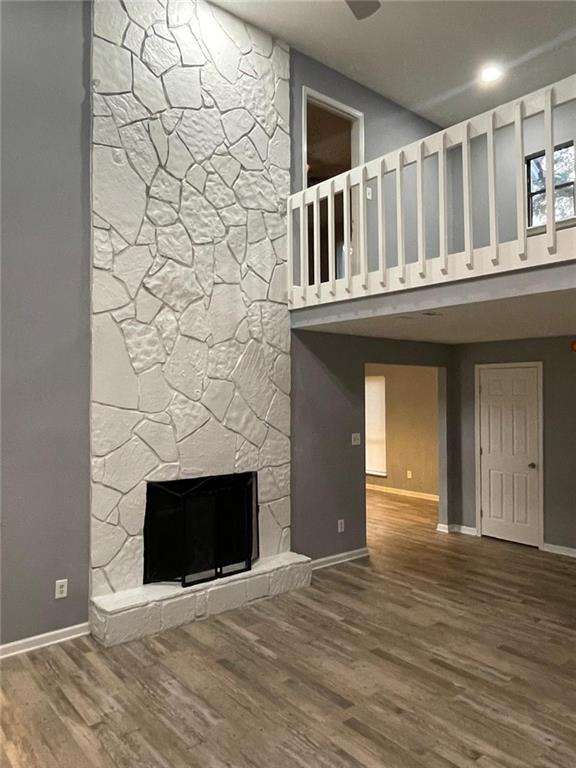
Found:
[287,199,293,306]
[416,140,426,278]
[487,111,499,265]
[462,122,474,270]
[439,133,448,274]
[343,174,352,292]
[544,87,556,254]
[313,187,321,300]
[359,167,368,289]
[515,101,527,260]
[328,179,335,296]
[396,150,406,283]
[378,157,386,287]
[299,198,307,303]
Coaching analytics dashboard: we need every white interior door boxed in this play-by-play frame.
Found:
[479,365,541,546]
[365,376,386,476]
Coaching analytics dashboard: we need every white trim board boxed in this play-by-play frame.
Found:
[366,484,439,502]
[436,523,478,536]
[312,547,369,571]
[0,623,90,660]
[540,543,576,559]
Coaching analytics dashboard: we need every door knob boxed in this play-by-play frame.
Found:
[528,462,536,469]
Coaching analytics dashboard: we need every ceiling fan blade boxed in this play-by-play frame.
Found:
[345,0,382,21]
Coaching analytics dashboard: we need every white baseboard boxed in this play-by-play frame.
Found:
[312,547,369,570]
[540,542,576,559]
[436,523,478,536]
[367,484,439,502]
[0,622,90,660]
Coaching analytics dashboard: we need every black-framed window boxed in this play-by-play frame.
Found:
[526,141,575,227]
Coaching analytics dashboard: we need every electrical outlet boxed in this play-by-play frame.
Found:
[406,470,413,479]
[55,579,68,600]
[366,187,373,200]
[351,433,361,446]
[338,519,345,533]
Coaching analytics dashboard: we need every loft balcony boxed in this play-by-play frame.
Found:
[287,75,576,311]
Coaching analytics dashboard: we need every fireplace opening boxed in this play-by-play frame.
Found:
[143,472,259,588]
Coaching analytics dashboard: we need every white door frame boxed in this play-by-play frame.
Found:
[474,362,544,548]
[301,86,365,192]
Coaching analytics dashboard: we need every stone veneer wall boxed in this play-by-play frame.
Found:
[91,0,291,596]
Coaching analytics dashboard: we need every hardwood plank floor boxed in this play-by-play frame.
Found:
[2,489,576,767]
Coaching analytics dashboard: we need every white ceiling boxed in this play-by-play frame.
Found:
[299,289,576,344]
[211,0,576,126]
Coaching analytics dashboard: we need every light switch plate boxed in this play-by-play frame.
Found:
[351,433,361,446]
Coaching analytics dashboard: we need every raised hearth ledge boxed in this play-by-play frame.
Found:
[90,553,311,647]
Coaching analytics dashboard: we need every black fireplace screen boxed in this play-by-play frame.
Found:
[143,472,259,588]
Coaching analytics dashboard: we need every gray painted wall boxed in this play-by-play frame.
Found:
[1,1,90,643]
[291,331,452,559]
[454,336,576,547]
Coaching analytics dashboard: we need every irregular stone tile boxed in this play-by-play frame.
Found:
[206,581,247,616]
[269,165,290,200]
[93,314,139,408]
[92,519,127,567]
[135,420,177,462]
[92,456,106,483]
[146,198,178,227]
[93,146,146,243]
[92,269,130,312]
[245,238,275,282]
[123,0,165,28]
[162,109,183,134]
[150,168,181,205]
[143,34,180,76]
[110,229,130,254]
[92,484,122,522]
[246,303,262,340]
[136,289,162,323]
[154,305,179,352]
[179,420,236,476]
[114,245,153,298]
[269,127,290,169]
[121,319,166,373]
[274,79,289,126]
[265,389,290,436]
[261,302,289,352]
[211,3,251,53]
[242,270,268,302]
[137,219,156,245]
[146,462,179,481]
[153,21,174,41]
[272,234,287,262]
[93,38,132,94]
[93,116,122,147]
[106,94,149,127]
[248,26,273,57]
[229,136,262,171]
[164,336,208,400]
[279,527,290,553]
[179,300,211,341]
[204,174,236,209]
[235,439,258,473]
[92,403,142,455]
[272,352,290,395]
[239,57,257,79]
[234,170,278,212]
[202,379,235,421]
[149,118,168,164]
[132,57,168,114]
[222,108,254,144]
[124,22,145,56]
[232,340,273,419]
[219,204,247,227]
[93,0,129,45]
[271,42,290,80]
[271,462,290,497]
[269,496,290,528]
[227,226,247,262]
[103,436,158,493]
[162,593,197,630]
[208,283,245,343]
[224,392,267,447]
[168,392,210,440]
[163,67,202,109]
[194,244,215,296]
[178,108,225,163]
[207,339,245,380]
[91,569,113,597]
[196,0,241,83]
[94,229,114,270]
[249,123,268,161]
[171,25,205,65]
[186,164,207,192]
[166,133,193,178]
[201,62,242,113]
[138,365,173,412]
[144,260,203,311]
[214,241,240,283]
[167,0,195,27]
[157,222,192,265]
[180,184,225,243]
[119,122,158,185]
[93,94,112,117]
[268,263,287,303]
[211,154,241,187]
[104,536,144,591]
[259,506,282,557]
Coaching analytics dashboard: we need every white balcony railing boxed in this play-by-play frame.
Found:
[287,75,576,310]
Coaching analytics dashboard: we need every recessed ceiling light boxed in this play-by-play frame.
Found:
[479,63,504,85]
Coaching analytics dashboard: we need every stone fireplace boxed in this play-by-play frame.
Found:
[89,0,310,645]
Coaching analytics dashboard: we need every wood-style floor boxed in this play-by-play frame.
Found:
[2,489,576,767]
